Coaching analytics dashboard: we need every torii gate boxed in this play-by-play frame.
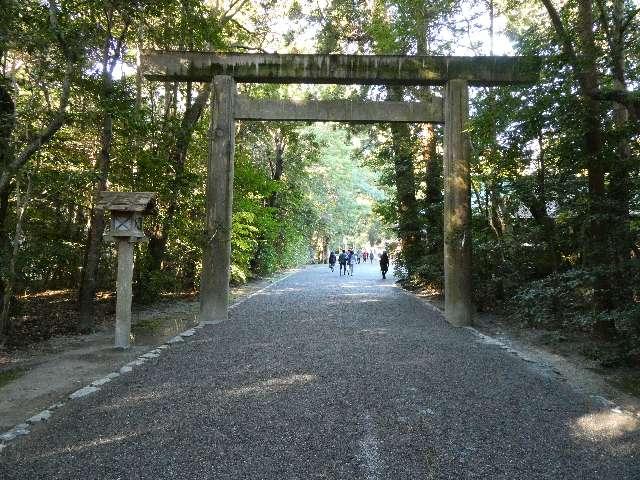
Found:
[140,52,539,327]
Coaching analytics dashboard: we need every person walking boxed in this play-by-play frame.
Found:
[380,250,389,279]
[347,249,355,276]
[370,250,375,263]
[329,251,336,272]
[338,249,347,276]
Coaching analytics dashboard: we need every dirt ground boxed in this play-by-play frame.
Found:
[411,289,640,416]
[0,272,290,431]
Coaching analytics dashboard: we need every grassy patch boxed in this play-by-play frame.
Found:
[613,373,640,397]
[0,368,26,388]
[131,318,165,335]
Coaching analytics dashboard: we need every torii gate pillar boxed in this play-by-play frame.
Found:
[200,75,236,324]
[444,79,473,326]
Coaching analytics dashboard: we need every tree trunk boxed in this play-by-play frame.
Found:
[0,176,29,345]
[533,134,560,272]
[0,185,10,240]
[78,69,114,332]
[541,0,617,325]
[268,128,285,208]
[388,86,421,273]
[576,0,610,313]
[146,84,211,271]
[422,123,443,255]
[415,4,442,258]
[0,82,15,243]
[487,180,505,239]
[607,0,632,307]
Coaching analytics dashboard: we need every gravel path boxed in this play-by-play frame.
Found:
[1,264,639,479]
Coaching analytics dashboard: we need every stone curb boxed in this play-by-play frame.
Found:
[463,328,640,421]
[0,269,299,454]
[397,282,640,423]
[0,321,204,453]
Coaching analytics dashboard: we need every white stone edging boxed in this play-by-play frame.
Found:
[0,269,298,453]
[0,316,205,453]
[398,282,640,423]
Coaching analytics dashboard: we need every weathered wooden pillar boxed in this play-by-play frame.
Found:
[200,75,236,324]
[114,238,134,348]
[444,79,473,326]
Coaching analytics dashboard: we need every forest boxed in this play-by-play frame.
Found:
[0,0,639,367]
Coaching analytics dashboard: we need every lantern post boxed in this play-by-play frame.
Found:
[97,192,156,349]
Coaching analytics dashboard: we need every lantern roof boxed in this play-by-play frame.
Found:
[96,192,157,214]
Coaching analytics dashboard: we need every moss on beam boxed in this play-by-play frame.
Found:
[140,51,540,86]
[234,96,444,123]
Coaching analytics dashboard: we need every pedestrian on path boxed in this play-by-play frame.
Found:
[380,250,389,279]
[338,249,347,276]
[329,251,336,272]
[347,249,355,276]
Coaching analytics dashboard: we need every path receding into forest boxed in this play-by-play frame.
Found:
[1,264,638,479]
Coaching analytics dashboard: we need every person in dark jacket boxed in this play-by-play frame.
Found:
[329,251,336,272]
[380,251,389,279]
[338,249,347,276]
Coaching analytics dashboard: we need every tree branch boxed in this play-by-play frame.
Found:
[228,43,269,53]
[176,84,211,154]
[224,17,254,36]
[221,0,250,25]
[0,1,77,196]
[539,0,579,65]
[108,19,131,74]
[591,89,639,121]
[48,1,71,60]
[0,61,73,195]
[594,0,615,53]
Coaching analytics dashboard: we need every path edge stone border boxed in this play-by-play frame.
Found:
[0,268,300,453]
[395,281,640,423]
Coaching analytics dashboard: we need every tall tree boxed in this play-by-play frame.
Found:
[538,0,638,313]
[0,1,81,341]
[139,0,275,291]
[78,1,136,331]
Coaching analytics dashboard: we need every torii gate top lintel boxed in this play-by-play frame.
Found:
[140,51,540,86]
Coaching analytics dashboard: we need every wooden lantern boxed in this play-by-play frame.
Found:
[97,192,156,242]
[96,192,157,349]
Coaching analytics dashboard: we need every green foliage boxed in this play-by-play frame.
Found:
[508,266,640,364]
[509,269,597,329]
[2,0,640,368]
[135,267,180,305]
[0,367,25,388]
[231,211,260,284]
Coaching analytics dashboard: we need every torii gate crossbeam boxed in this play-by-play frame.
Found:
[140,51,539,328]
[141,51,537,86]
